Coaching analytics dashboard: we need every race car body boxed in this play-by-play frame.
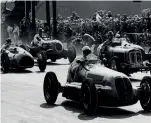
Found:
[96,38,151,74]
[43,55,151,115]
[1,46,34,72]
[1,46,47,72]
[21,39,76,63]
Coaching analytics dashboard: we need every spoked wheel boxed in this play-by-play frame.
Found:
[43,72,61,104]
[68,45,76,63]
[140,76,151,111]
[37,51,47,72]
[1,53,10,73]
[81,81,98,115]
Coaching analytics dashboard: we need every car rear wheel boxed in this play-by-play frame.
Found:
[140,76,151,111]
[68,45,76,63]
[1,53,10,73]
[37,51,47,72]
[43,72,61,104]
[81,81,98,115]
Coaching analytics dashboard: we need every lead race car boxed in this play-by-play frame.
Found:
[95,37,151,74]
[1,45,46,73]
[43,54,151,115]
[20,38,76,64]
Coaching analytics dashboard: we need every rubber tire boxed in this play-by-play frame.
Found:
[68,45,76,63]
[43,72,60,104]
[1,53,10,73]
[37,51,47,72]
[109,59,121,72]
[140,76,151,112]
[81,81,98,115]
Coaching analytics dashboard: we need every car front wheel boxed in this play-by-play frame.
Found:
[140,76,151,112]
[81,81,98,115]
[43,72,61,104]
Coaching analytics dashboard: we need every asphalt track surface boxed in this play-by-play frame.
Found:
[1,58,151,123]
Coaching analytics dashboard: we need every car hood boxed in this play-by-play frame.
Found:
[86,64,128,83]
[121,41,144,50]
[97,43,143,56]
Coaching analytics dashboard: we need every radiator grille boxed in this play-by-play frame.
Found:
[115,77,133,102]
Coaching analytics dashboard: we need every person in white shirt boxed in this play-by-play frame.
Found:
[13,24,20,45]
[7,25,14,43]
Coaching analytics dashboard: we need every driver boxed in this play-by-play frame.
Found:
[82,46,92,59]
[1,38,12,52]
[101,31,114,53]
[68,46,92,82]
[33,28,44,47]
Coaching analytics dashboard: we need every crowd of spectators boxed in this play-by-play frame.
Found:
[45,8,151,45]
[9,8,151,45]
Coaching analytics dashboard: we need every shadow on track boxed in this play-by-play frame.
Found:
[41,100,141,120]
[40,103,59,109]
[62,100,138,120]
[34,62,69,66]
[46,62,69,66]
[137,110,151,116]
[129,77,141,82]
[1,68,32,74]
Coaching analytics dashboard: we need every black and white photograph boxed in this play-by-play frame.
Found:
[1,0,151,123]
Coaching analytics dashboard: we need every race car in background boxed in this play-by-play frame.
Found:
[1,46,47,73]
[43,54,151,115]
[20,38,76,64]
[95,37,151,74]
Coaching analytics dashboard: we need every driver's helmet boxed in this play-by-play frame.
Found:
[6,38,12,44]
[107,31,114,37]
[82,46,91,57]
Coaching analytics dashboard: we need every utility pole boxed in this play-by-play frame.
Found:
[46,1,51,37]
[25,1,30,21]
[31,1,36,30]
[52,1,57,39]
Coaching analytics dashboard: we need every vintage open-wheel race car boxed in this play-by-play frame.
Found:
[43,54,151,115]
[1,46,47,73]
[95,37,151,74]
[20,38,76,64]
